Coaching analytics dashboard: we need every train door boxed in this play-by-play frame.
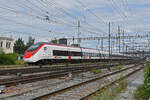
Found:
[43,46,50,59]
[80,48,83,62]
[68,48,71,62]
[98,50,101,61]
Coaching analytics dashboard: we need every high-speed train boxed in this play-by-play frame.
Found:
[24,42,131,65]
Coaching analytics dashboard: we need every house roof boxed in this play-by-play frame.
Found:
[0,37,13,41]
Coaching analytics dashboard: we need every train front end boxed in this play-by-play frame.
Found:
[24,42,44,64]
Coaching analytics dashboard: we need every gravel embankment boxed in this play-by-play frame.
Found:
[116,69,144,100]
[0,64,136,100]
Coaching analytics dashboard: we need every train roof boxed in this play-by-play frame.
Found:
[35,42,124,55]
[35,42,100,51]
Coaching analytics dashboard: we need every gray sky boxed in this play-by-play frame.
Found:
[0,0,150,50]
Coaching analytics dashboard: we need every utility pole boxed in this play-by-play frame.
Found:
[108,22,112,72]
[116,33,118,53]
[126,45,128,56]
[78,20,81,45]
[97,39,100,49]
[123,30,125,55]
[118,26,121,53]
[109,22,111,57]
[101,38,103,51]
[111,40,114,55]
[73,36,74,45]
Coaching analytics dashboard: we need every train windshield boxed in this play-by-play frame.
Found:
[27,42,44,52]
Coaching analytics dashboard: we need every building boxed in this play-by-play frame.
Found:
[0,37,14,54]
[59,38,67,45]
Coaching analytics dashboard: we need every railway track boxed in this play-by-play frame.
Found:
[0,63,112,75]
[0,60,140,87]
[0,63,119,86]
[80,65,144,100]
[31,62,145,100]
[0,60,137,75]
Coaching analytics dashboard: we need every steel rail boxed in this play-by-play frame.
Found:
[0,64,119,86]
[32,62,144,100]
[80,65,144,100]
[0,62,116,75]
[0,60,136,75]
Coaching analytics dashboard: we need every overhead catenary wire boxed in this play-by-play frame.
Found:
[80,22,108,34]
[111,0,128,19]
[105,0,134,34]
[75,0,107,25]
[104,0,128,29]
[25,0,77,27]
[0,0,146,49]
[75,0,108,34]
[13,0,46,18]
[38,0,78,26]
[0,15,65,35]
[0,5,77,27]
[75,0,113,37]
[3,0,77,27]
[0,28,49,38]
[0,4,105,37]
[42,0,107,35]
[41,0,104,33]
[42,0,77,20]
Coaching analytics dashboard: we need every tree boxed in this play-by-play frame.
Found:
[14,38,26,54]
[49,39,58,44]
[45,16,50,21]
[71,44,80,47]
[26,36,35,50]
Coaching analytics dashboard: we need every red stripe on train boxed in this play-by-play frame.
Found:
[24,44,45,58]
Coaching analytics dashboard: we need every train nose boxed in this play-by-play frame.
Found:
[24,51,37,58]
[24,54,32,58]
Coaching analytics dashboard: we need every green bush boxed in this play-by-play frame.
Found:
[134,84,150,100]
[144,61,150,84]
[0,53,18,65]
[16,59,24,65]
[134,60,150,100]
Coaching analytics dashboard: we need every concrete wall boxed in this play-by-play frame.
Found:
[0,37,14,54]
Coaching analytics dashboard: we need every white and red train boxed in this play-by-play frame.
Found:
[24,42,131,65]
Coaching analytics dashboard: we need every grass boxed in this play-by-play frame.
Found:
[0,65,24,68]
[91,79,127,100]
[113,65,124,71]
[16,59,25,65]
[134,60,150,100]
[93,69,102,74]
[134,84,150,100]
[0,60,27,70]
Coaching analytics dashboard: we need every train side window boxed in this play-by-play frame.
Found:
[70,51,82,56]
[53,50,68,56]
